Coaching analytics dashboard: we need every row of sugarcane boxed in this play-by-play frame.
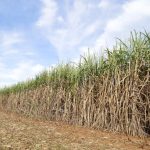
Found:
[0,31,149,137]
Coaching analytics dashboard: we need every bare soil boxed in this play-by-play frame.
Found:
[0,110,149,150]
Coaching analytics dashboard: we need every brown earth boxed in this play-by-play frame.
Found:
[0,110,149,150]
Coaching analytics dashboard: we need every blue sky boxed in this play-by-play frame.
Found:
[0,0,150,87]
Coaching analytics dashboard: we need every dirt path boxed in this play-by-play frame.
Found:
[0,110,149,150]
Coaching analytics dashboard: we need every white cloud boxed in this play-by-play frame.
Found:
[0,61,45,87]
[0,31,37,57]
[0,31,44,87]
[95,0,150,49]
[0,31,24,55]
[98,0,110,9]
[0,32,23,47]
[36,0,58,28]
[10,62,44,81]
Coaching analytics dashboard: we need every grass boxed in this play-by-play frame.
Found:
[0,31,149,137]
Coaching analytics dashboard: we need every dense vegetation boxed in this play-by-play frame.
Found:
[0,31,149,137]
